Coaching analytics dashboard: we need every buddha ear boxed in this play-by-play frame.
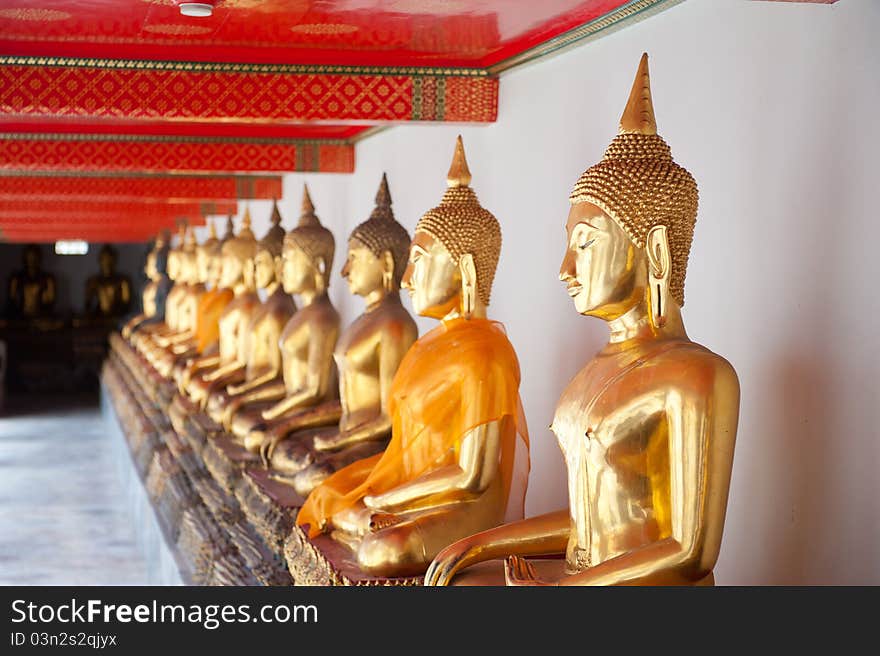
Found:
[459,252,477,320]
[645,225,671,329]
[381,250,395,292]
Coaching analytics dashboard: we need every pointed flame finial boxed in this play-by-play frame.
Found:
[208,218,218,240]
[375,172,392,210]
[446,135,472,188]
[224,215,234,240]
[619,53,657,136]
[299,183,319,226]
[184,224,197,248]
[270,198,282,226]
[241,206,252,230]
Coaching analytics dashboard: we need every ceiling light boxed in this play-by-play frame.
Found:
[177,2,214,18]
[55,240,89,255]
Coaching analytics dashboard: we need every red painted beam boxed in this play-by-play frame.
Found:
[0,199,235,219]
[0,58,497,124]
[0,174,283,201]
[0,133,355,174]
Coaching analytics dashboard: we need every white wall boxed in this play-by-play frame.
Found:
[218,0,880,584]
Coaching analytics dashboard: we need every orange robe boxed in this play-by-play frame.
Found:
[297,317,530,538]
[196,287,234,353]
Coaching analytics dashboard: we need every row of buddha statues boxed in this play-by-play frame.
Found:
[118,55,740,585]
[4,243,132,320]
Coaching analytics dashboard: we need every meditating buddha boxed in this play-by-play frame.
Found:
[174,217,236,392]
[121,230,171,339]
[148,227,207,374]
[206,201,297,427]
[253,173,418,497]
[426,55,740,587]
[85,245,132,318]
[6,244,56,319]
[131,224,188,357]
[295,137,530,578]
[185,210,261,409]
[223,185,340,444]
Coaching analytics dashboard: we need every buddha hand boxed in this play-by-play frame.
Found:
[424,538,483,586]
[504,557,554,587]
[259,428,287,467]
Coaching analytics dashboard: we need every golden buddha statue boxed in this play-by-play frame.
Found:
[131,224,188,356]
[151,228,213,378]
[224,185,340,446]
[174,217,236,393]
[185,210,261,408]
[6,244,56,319]
[206,200,297,426]
[253,173,418,497]
[425,55,740,587]
[148,227,204,360]
[85,245,132,318]
[294,137,530,579]
[121,230,171,339]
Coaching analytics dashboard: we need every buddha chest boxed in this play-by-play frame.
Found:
[551,348,679,573]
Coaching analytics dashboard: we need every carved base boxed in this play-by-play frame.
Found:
[236,468,303,564]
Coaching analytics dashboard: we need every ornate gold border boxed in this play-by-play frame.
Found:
[488,0,683,74]
[0,132,351,146]
[0,55,489,78]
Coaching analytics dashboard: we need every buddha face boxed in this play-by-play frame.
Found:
[242,256,256,290]
[254,249,276,290]
[402,231,460,319]
[167,251,181,281]
[99,249,115,276]
[206,251,222,286]
[219,252,243,289]
[196,248,212,283]
[24,246,40,276]
[559,201,646,319]
[281,243,316,295]
[342,239,384,298]
[144,252,157,279]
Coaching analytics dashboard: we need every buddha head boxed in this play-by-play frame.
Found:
[281,185,335,296]
[98,244,117,277]
[146,230,170,282]
[166,224,188,282]
[402,136,501,320]
[219,208,258,290]
[343,173,411,300]
[23,244,41,277]
[179,225,200,284]
[560,54,698,328]
[196,219,219,284]
[255,200,286,291]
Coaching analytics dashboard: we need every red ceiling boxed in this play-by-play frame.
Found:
[0,0,668,242]
[0,1,634,68]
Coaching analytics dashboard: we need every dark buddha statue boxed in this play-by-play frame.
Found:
[6,244,56,319]
[85,245,132,318]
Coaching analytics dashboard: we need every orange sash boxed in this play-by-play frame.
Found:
[297,317,530,538]
[195,287,234,353]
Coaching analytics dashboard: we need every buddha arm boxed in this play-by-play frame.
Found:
[363,420,503,513]
[267,401,343,438]
[203,358,245,382]
[230,380,287,407]
[424,510,571,586]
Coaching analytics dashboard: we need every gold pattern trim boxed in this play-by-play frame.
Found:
[290,23,359,36]
[488,0,683,75]
[0,132,350,146]
[0,55,489,78]
[0,8,71,21]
